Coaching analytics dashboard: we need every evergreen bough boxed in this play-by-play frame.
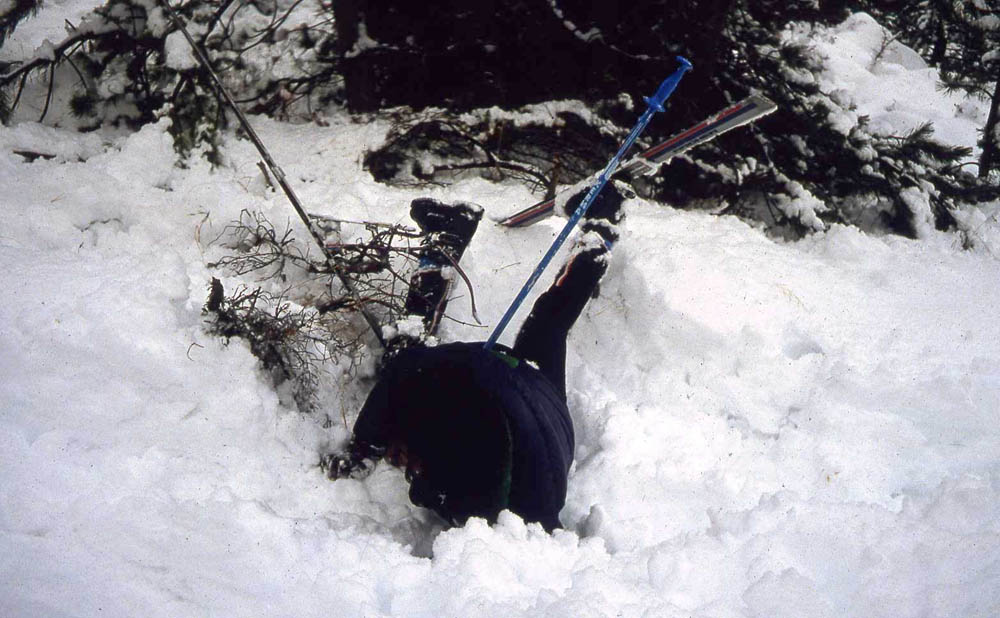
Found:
[344,0,999,238]
[0,0,342,161]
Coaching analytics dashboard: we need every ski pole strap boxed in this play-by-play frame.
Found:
[484,57,692,351]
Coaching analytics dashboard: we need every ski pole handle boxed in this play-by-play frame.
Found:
[645,56,692,112]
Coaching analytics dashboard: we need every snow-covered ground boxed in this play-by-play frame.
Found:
[2,11,999,618]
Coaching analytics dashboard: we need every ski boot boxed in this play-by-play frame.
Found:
[393,199,483,347]
[562,180,628,247]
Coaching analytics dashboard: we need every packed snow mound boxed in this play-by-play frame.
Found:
[3,10,1000,618]
[4,107,1000,618]
[809,12,983,152]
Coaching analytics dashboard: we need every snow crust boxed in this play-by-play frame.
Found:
[2,10,1000,618]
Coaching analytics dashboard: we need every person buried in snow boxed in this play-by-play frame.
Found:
[322,184,626,532]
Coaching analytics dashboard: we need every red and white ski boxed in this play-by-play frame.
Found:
[499,94,777,228]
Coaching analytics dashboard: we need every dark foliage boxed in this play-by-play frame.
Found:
[204,277,333,412]
[364,104,626,198]
[341,0,999,237]
[203,208,439,411]
[334,0,850,113]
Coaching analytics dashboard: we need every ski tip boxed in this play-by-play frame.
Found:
[676,56,693,71]
[498,198,557,228]
[753,93,779,115]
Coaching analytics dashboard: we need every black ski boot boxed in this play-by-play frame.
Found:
[399,199,483,340]
[563,180,627,246]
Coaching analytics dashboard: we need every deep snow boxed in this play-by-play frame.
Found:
[2,9,1000,618]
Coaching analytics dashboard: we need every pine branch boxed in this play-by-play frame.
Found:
[0,29,106,88]
[0,0,42,47]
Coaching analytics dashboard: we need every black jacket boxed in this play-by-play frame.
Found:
[352,341,575,531]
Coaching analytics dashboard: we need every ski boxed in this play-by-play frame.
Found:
[499,94,778,228]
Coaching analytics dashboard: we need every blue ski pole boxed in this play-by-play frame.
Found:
[484,56,693,352]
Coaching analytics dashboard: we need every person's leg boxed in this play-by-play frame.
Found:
[391,198,483,349]
[511,183,625,400]
[324,199,482,479]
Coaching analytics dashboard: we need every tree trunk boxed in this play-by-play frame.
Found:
[929,16,947,66]
[978,75,1000,178]
[332,0,379,112]
[928,0,950,66]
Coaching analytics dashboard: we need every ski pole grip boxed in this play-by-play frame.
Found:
[645,56,693,112]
